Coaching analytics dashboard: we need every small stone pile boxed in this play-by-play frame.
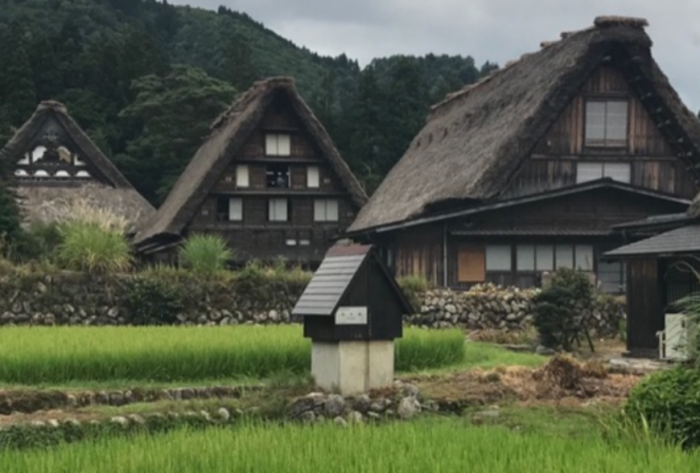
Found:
[287,381,432,425]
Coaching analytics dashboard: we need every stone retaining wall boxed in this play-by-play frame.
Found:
[0,270,625,335]
[405,284,626,337]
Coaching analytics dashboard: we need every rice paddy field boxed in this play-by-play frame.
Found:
[1,419,698,473]
[0,325,467,385]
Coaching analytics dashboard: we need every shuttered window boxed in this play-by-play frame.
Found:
[576,162,631,184]
[268,198,288,222]
[228,198,243,221]
[236,165,249,187]
[314,199,339,222]
[307,166,320,188]
[485,245,511,271]
[585,100,628,147]
[457,245,485,283]
[265,134,291,156]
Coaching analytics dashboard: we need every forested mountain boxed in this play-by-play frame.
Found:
[0,0,497,202]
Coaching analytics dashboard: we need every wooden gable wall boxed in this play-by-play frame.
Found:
[503,65,698,199]
[185,93,358,265]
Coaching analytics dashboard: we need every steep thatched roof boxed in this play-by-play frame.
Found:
[0,101,155,232]
[134,76,368,247]
[349,16,700,233]
[16,184,155,234]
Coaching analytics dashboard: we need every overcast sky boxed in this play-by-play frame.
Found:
[169,0,700,111]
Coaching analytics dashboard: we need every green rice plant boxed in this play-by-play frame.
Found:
[0,326,465,385]
[178,233,233,276]
[395,327,464,371]
[1,418,698,473]
[55,222,133,274]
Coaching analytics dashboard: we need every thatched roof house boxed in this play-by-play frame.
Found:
[134,77,367,264]
[0,101,154,233]
[348,16,700,234]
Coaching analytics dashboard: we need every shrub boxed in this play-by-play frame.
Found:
[234,260,269,299]
[625,367,700,448]
[532,268,595,351]
[532,285,576,350]
[397,274,430,311]
[178,234,233,276]
[62,197,129,234]
[9,221,64,263]
[122,276,184,325]
[55,222,133,274]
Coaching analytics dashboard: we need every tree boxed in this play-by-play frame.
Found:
[218,32,258,91]
[0,21,37,125]
[118,65,237,203]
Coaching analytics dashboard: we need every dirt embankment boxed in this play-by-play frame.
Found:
[410,355,646,410]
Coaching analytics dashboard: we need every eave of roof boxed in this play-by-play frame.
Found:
[344,179,691,237]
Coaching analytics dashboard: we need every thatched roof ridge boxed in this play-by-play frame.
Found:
[349,16,700,233]
[134,76,368,247]
[1,100,134,189]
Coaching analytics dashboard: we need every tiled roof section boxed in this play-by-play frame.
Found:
[451,226,612,237]
[605,224,700,257]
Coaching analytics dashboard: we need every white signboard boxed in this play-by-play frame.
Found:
[335,306,368,325]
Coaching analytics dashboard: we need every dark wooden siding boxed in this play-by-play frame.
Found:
[626,259,663,356]
[392,226,444,286]
[504,65,697,199]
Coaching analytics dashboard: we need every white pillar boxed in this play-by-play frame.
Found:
[311,340,394,395]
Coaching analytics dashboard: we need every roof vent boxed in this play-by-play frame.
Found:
[594,16,648,29]
[540,40,557,49]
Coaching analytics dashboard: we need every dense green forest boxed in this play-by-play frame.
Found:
[0,0,497,203]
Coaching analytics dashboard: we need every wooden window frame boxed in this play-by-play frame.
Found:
[584,98,629,149]
[575,161,631,184]
[515,243,594,273]
[265,133,292,156]
[307,165,320,188]
[268,198,289,222]
[313,198,339,222]
[236,165,250,188]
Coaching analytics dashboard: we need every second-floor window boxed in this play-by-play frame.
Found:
[585,99,628,147]
[265,133,291,156]
[217,197,243,222]
[236,165,249,188]
[314,199,339,222]
[268,198,288,222]
[307,166,320,188]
